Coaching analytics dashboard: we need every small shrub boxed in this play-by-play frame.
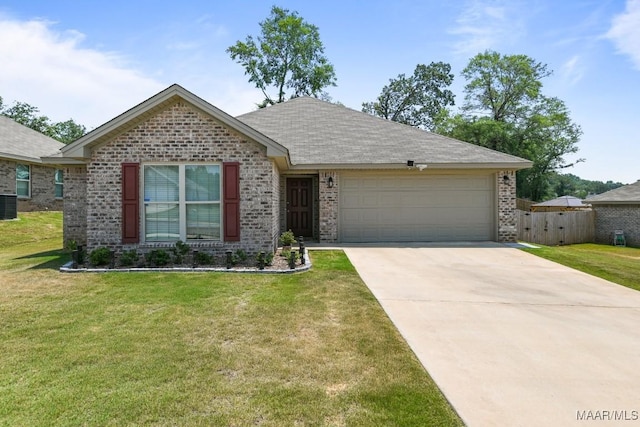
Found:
[279,230,296,246]
[235,249,248,262]
[281,248,291,259]
[147,249,170,267]
[195,251,213,265]
[256,251,266,269]
[65,239,77,252]
[119,249,139,267]
[89,247,112,267]
[173,240,190,264]
[264,251,274,266]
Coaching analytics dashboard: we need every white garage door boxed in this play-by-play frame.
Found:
[339,173,495,242]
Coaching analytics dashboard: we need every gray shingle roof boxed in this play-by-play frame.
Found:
[0,115,65,163]
[586,180,640,204]
[532,195,590,208]
[237,97,532,169]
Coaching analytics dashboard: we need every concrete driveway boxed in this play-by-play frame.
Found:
[344,243,640,427]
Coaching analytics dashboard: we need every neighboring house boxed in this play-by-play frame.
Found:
[586,180,640,247]
[531,195,591,212]
[0,115,65,213]
[46,84,531,255]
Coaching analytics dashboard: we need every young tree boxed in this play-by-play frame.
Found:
[227,6,337,107]
[3,101,50,134]
[362,62,455,130]
[1,99,86,143]
[47,119,87,144]
[436,51,582,201]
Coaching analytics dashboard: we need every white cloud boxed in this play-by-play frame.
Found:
[0,16,265,129]
[560,55,584,85]
[0,18,165,128]
[449,0,526,56]
[606,0,640,70]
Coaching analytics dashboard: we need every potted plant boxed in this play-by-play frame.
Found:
[279,230,296,251]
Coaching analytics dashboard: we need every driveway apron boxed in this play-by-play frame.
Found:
[344,243,640,427]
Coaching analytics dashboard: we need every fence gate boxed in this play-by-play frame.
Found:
[517,210,595,246]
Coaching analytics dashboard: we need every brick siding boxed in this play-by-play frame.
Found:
[593,205,640,247]
[63,166,87,246]
[497,170,518,243]
[76,101,279,255]
[318,170,338,242]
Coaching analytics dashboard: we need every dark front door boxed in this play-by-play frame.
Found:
[286,178,313,238]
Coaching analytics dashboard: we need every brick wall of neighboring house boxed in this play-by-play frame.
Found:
[593,205,640,247]
[63,166,88,247]
[84,101,279,255]
[0,159,63,212]
[497,170,518,243]
[319,170,338,243]
[0,159,15,194]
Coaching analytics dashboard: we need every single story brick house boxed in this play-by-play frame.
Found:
[46,84,531,255]
[0,115,65,214]
[587,180,640,247]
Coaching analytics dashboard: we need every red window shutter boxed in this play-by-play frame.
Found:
[223,162,240,241]
[121,163,140,243]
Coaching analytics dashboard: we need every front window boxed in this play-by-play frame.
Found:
[143,164,221,242]
[16,164,30,197]
[54,169,64,198]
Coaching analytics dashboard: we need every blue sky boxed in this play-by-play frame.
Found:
[1,0,638,184]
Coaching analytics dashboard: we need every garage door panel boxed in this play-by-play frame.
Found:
[339,174,494,242]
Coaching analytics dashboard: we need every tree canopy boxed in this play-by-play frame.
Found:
[435,51,582,201]
[362,62,455,130]
[227,6,336,107]
[547,173,624,200]
[1,97,86,144]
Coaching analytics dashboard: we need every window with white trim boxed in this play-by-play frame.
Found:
[54,169,64,198]
[16,164,30,197]
[143,164,221,242]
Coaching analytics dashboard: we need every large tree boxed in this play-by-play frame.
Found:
[362,62,455,130]
[436,51,582,201]
[1,99,86,144]
[227,6,336,107]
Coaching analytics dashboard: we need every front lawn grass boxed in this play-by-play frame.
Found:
[0,213,462,426]
[522,243,640,291]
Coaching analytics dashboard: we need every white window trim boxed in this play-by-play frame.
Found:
[16,163,31,198]
[141,163,223,243]
[54,169,64,199]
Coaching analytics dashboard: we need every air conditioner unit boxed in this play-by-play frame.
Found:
[0,194,18,220]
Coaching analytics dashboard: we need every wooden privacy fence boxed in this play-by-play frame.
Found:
[517,210,595,246]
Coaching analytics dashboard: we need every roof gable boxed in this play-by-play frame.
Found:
[0,116,65,163]
[587,180,640,204]
[61,84,289,163]
[237,97,532,169]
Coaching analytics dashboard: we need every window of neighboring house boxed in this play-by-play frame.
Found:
[54,169,64,198]
[16,164,30,197]
[143,164,221,242]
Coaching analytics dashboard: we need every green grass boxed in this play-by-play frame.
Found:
[0,213,462,426]
[522,243,640,291]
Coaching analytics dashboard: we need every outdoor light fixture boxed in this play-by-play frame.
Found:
[503,175,510,182]
[327,176,334,188]
[407,160,414,167]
